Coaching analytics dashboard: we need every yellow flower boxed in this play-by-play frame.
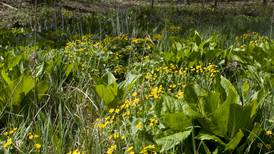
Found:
[131,38,142,44]
[125,146,134,154]
[145,73,153,80]
[29,134,34,140]
[94,119,109,129]
[112,132,120,140]
[109,108,115,114]
[176,91,184,99]
[115,108,120,114]
[3,138,12,149]
[169,84,176,89]
[106,144,117,154]
[8,128,16,135]
[206,63,218,77]
[132,92,138,97]
[132,98,140,105]
[34,143,42,150]
[135,121,143,129]
[67,149,81,154]
[149,86,163,99]
[3,131,8,136]
[140,144,156,154]
[266,130,273,137]
[122,111,131,118]
[149,118,158,127]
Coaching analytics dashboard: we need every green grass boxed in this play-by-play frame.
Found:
[0,3,273,154]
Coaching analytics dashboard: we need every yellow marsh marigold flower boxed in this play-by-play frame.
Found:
[145,73,153,80]
[121,100,131,110]
[149,86,163,99]
[140,144,156,154]
[169,84,176,89]
[131,38,142,44]
[132,98,140,105]
[149,118,158,127]
[3,138,12,149]
[122,111,131,118]
[106,144,117,154]
[176,91,184,99]
[266,130,273,137]
[125,146,134,154]
[67,149,81,154]
[28,132,39,140]
[115,108,120,114]
[8,128,17,135]
[34,143,42,150]
[135,121,143,129]
[206,63,218,77]
[108,108,115,114]
[3,131,8,136]
[94,118,109,129]
[111,132,120,140]
[132,92,138,97]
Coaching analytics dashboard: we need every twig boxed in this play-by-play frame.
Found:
[0,2,17,10]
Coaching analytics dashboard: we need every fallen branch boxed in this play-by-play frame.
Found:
[0,2,17,10]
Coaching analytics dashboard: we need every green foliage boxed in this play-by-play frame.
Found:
[0,29,273,153]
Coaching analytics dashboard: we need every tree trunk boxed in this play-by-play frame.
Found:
[202,0,206,7]
[214,0,218,7]
[263,0,267,5]
[151,0,154,8]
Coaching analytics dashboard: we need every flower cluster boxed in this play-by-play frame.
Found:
[27,132,42,151]
[140,144,156,154]
[67,149,83,154]
[148,85,163,99]
[106,144,117,154]
[2,128,17,150]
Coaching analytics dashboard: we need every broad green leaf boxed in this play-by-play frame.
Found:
[224,130,244,151]
[193,31,202,45]
[1,70,13,86]
[8,55,22,70]
[201,142,212,154]
[161,112,192,131]
[161,95,184,114]
[228,102,256,137]
[95,83,117,105]
[196,131,225,145]
[246,123,262,142]
[119,73,140,92]
[161,95,201,118]
[102,72,116,85]
[204,91,221,114]
[193,83,208,97]
[37,81,49,100]
[220,76,240,105]
[242,80,249,100]
[11,75,35,105]
[155,130,192,152]
[35,63,44,77]
[206,101,231,137]
[65,63,74,77]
